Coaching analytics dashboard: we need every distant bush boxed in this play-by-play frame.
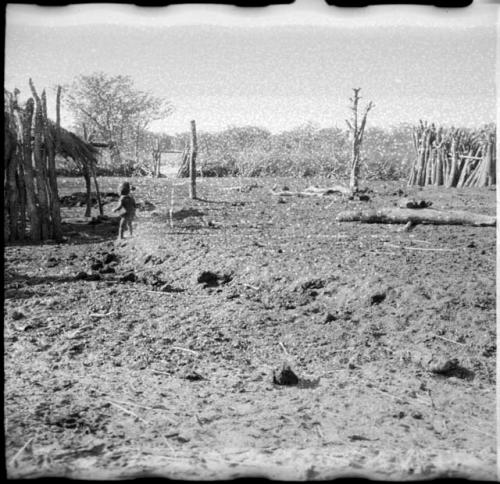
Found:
[188,123,414,181]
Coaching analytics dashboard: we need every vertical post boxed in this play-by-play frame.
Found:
[45,86,63,241]
[189,120,198,199]
[30,79,50,240]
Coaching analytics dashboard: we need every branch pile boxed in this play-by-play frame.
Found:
[408,121,495,188]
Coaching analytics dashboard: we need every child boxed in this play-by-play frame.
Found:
[113,181,136,239]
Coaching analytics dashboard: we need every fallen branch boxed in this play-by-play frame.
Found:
[384,242,458,252]
[279,341,289,355]
[303,185,352,196]
[337,207,496,226]
[271,185,351,197]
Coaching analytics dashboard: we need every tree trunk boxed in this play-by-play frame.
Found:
[45,94,63,242]
[189,120,197,199]
[336,207,496,227]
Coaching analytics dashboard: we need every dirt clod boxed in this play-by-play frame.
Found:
[45,257,59,267]
[429,358,475,380]
[324,313,336,323]
[91,261,104,271]
[197,271,232,287]
[370,291,386,305]
[103,253,119,264]
[74,271,101,281]
[120,272,137,283]
[11,310,25,320]
[183,371,205,381]
[273,364,299,386]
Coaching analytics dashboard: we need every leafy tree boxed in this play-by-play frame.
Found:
[62,72,173,169]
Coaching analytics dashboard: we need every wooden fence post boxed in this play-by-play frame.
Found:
[189,120,198,199]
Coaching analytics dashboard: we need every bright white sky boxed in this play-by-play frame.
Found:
[5,1,498,135]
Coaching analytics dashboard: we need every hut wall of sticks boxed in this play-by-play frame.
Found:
[408,121,496,188]
[4,80,99,242]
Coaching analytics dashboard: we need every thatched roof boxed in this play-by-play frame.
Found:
[46,120,100,167]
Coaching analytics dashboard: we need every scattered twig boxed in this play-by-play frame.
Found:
[119,288,174,295]
[9,437,34,466]
[368,385,408,403]
[171,346,199,355]
[331,347,356,354]
[107,400,148,423]
[369,250,398,256]
[314,424,325,440]
[222,186,244,191]
[384,242,457,252]
[407,238,432,245]
[152,369,171,376]
[433,334,465,346]
[279,341,289,355]
[243,283,259,291]
[89,312,115,318]
[162,434,177,454]
[111,399,178,425]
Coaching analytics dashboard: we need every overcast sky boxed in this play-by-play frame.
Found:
[5,2,497,134]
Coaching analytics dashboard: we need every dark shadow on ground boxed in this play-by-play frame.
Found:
[297,377,321,390]
[168,208,206,220]
[4,219,119,247]
[61,219,119,245]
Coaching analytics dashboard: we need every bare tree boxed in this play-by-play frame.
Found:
[345,88,373,193]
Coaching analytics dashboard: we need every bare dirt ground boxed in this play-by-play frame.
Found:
[4,176,497,480]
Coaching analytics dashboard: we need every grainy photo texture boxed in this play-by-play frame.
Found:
[3,1,497,480]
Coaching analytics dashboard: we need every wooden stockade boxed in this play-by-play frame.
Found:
[4,81,99,242]
[408,121,496,188]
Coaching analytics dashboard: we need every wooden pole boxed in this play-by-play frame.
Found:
[29,79,50,240]
[189,120,197,199]
[45,87,63,241]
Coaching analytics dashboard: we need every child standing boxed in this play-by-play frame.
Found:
[113,181,136,239]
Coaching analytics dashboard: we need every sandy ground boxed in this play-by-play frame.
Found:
[4,176,497,480]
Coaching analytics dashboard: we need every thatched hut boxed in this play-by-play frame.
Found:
[4,83,101,242]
